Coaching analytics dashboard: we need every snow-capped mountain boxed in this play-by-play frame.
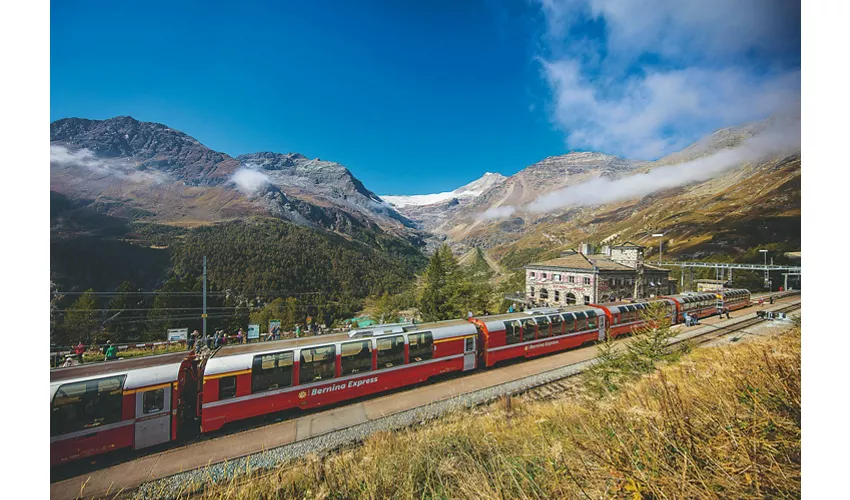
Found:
[381,172,507,208]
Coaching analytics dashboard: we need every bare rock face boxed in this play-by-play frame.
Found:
[51,116,239,185]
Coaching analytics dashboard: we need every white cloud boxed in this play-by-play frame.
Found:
[230,165,271,195]
[535,0,800,160]
[478,205,516,220]
[526,117,800,213]
[50,144,167,184]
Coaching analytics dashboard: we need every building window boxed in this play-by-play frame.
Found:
[583,295,591,304]
[541,272,547,279]
[554,274,561,281]
[568,275,575,283]
[554,290,560,302]
[530,286,535,297]
[583,277,591,285]
[540,288,549,300]
[529,271,536,278]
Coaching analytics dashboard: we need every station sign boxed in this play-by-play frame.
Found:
[247,324,260,340]
[167,328,188,342]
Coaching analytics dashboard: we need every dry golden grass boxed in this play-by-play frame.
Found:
[181,327,800,499]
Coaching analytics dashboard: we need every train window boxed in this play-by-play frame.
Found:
[299,346,337,383]
[562,314,575,332]
[252,351,294,393]
[504,320,522,344]
[549,314,563,335]
[574,311,587,331]
[376,335,405,368]
[522,319,537,342]
[341,340,372,375]
[51,375,126,437]
[219,376,237,400]
[143,388,165,414]
[408,332,434,362]
[537,316,551,338]
[587,311,597,329]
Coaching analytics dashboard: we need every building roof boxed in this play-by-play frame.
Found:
[528,252,632,271]
[527,250,670,274]
[611,241,642,248]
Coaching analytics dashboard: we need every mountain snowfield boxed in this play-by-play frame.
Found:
[381,172,507,208]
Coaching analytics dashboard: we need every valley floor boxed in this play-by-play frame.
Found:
[173,320,800,499]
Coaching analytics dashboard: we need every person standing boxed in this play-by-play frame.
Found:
[236,328,243,344]
[74,341,86,364]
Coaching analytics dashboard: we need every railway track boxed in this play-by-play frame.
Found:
[522,301,800,402]
[56,296,801,500]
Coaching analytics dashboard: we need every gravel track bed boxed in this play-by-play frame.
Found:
[135,300,800,499]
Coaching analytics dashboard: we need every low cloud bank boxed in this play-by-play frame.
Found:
[50,144,167,184]
[478,117,800,219]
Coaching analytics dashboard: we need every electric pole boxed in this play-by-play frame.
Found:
[202,255,207,337]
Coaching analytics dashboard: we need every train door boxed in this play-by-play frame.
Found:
[463,336,476,371]
[134,385,172,449]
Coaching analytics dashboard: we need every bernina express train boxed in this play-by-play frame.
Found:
[50,289,750,466]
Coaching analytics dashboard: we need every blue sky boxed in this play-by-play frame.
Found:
[51,0,800,195]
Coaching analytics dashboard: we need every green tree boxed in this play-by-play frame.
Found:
[250,297,287,334]
[284,296,300,330]
[63,289,99,344]
[105,281,142,342]
[418,246,450,321]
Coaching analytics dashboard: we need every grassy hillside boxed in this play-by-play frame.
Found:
[187,326,800,499]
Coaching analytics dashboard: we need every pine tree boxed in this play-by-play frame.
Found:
[284,297,299,330]
[105,281,141,342]
[63,289,99,344]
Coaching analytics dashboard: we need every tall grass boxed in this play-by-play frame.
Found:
[180,324,800,499]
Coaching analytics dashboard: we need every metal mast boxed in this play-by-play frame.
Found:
[202,255,207,337]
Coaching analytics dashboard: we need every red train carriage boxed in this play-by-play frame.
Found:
[50,362,185,466]
[199,320,478,432]
[659,292,719,322]
[468,306,606,368]
[720,289,751,311]
[590,298,678,339]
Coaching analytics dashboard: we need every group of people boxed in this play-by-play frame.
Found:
[62,340,118,367]
[187,328,250,351]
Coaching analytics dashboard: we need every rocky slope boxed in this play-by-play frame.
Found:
[50,116,416,237]
[386,117,800,263]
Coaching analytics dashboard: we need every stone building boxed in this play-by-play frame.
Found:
[524,242,674,306]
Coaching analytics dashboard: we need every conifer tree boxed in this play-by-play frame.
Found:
[63,288,99,344]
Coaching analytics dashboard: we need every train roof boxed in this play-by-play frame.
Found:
[50,350,188,383]
[473,305,602,331]
[50,362,182,400]
[204,319,477,377]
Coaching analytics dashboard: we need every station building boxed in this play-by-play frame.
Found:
[524,242,674,306]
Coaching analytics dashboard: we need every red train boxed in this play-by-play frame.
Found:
[50,289,750,466]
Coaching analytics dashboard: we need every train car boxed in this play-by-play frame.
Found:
[659,292,719,322]
[468,306,605,368]
[720,288,751,311]
[50,362,186,466]
[199,319,478,433]
[590,298,678,339]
